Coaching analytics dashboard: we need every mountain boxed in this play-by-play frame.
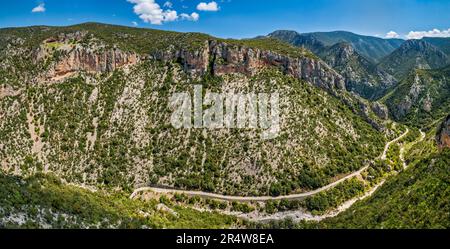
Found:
[423,37,450,56]
[267,30,327,55]
[318,42,397,99]
[1,22,450,230]
[378,40,449,80]
[268,31,398,100]
[268,30,404,62]
[0,23,386,198]
[383,65,450,127]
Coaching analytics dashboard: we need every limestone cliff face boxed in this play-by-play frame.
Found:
[152,40,345,93]
[437,115,450,149]
[34,34,139,80]
[385,65,450,126]
[50,47,138,78]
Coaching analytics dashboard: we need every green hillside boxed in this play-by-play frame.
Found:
[0,23,385,197]
[384,65,450,127]
[378,40,449,80]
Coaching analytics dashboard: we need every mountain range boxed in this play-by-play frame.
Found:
[269,29,450,101]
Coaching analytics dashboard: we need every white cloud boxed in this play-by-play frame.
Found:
[32,3,46,13]
[180,12,199,21]
[132,21,138,26]
[406,28,450,39]
[197,1,219,11]
[164,10,178,22]
[163,1,173,8]
[127,0,199,25]
[385,31,399,39]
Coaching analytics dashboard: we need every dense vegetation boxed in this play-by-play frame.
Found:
[1,36,385,196]
[0,172,240,228]
[2,22,449,229]
[255,129,449,229]
[384,66,450,127]
[320,149,450,228]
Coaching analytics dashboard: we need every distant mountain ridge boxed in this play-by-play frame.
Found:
[378,39,450,79]
[317,42,397,99]
[268,30,404,63]
[269,30,399,99]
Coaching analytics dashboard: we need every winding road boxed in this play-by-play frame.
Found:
[381,128,409,160]
[130,165,368,201]
[130,128,410,202]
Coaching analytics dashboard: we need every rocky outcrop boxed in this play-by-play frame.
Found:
[151,40,391,130]
[437,115,450,149]
[34,34,139,80]
[49,47,138,78]
[152,40,345,93]
[386,65,450,126]
[371,102,389,120]
[319,42,397,100]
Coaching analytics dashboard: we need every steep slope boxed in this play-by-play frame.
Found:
[0,23,385,197]
[423,37,450,56]
[379,40,449,79]
[269,30,404,62]
[437,115,450,149]
[319,127,450,229]
[384,65,450,126]
[0,172,239,228]
[268,30,327,55]
[318,42,397,99]
[269,31,398,100]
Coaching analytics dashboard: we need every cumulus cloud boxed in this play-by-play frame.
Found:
[132,21,138,26]
[32,3,46,13]
[406,28,450,39]
[127,0,172,25]
[127,0,198,25]
[197,1,219,11]
[385,31,399,39]
[180,12,199,21]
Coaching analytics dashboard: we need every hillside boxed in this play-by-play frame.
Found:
[269,31,398,100]
[0,172,239,228]
[318,42,397,100]
[378,40,449,80]
[423,37,450,56]
[0,23,386,198]
[319,128,450,228]
[384,65,450,127]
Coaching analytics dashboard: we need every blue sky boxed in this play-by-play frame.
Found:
[0,0,449,39]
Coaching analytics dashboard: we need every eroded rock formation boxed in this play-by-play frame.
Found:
[152,40,346,94]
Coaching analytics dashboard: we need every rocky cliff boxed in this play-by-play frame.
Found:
[318,42,397,100]
[437,115,450,149]
[34,33,139,80]
[385,65,450,126]
[152,40,346,94]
